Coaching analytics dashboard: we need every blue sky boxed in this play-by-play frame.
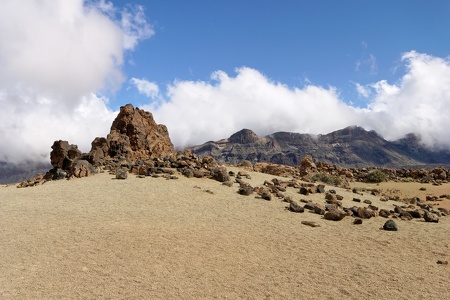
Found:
[115,0,450,108]
[0,0,450,162]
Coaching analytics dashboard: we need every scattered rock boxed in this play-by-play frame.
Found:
[424,212,439,223]
[238,184,254,196]
[383,220,398,231]
[301,221,321,227]
[115,169,128,180]
[324,209,347,221]
[211,166,230,182]
[436,260,448,265]
[288,201,305,213]
[357,207,375,219]
[353,218,363,225]
[313,203,325,215]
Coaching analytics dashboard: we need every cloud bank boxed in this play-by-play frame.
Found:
[141,51,450,150]
[0,0,152,162]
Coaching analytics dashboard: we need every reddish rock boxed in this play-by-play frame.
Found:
[324,209,347,221]
[88,104,174,165]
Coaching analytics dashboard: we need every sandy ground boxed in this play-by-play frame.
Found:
[0,167,449,299]
[350,181,450,210]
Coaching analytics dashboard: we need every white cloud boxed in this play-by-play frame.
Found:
[139,51,450,151]
[130,78,160,99]
[143,67,360,148]
[363,51,450,148]
[0,0,153,163]
[354,82,371,98]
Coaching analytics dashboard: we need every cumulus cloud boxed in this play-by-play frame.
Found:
[130,78,160,99]
[363,51,450,148]
[142,68,361,148]
[0,0,153,163]
[137,51,450,151]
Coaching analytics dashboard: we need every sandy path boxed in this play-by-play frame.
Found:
[0,168,449,299]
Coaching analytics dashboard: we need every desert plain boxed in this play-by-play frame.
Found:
[0,166,449,299]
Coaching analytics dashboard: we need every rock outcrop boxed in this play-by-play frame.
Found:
[88,104,174,165]
[20,104,176,184]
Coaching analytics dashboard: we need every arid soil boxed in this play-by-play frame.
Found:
[350,181,450,210]
[1,167,449,299]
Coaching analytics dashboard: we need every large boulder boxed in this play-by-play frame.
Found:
[71,160,96,178]
[50,140,82,171]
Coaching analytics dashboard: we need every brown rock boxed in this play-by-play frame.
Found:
[299,155,317,176]
[378,209,391,218]
[71,160,95,178]
[324,209,347,221]
[89,104,174,164]
[313,203,326,215]
[424,212,439,223]
[357,207,375,219]
[353,218,363,225]
[238,183,254,196]
[50,140,82,171]
[301,221,321,227]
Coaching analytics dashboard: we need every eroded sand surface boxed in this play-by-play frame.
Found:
[1,168,449,299]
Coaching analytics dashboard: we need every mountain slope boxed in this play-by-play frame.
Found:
[0,161,52,184]
[189,126,450,167]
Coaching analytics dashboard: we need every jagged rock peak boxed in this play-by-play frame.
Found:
[105,103,174,161]
[229,129,261,144]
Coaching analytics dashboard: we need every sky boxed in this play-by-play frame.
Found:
[1,0,450,163]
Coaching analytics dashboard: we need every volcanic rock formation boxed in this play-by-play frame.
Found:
[88,104,174,165]
[45,104,174,180]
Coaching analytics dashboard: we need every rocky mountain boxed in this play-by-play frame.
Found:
[189,126,450,168]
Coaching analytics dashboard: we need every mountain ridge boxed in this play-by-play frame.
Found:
[188,126,450,168]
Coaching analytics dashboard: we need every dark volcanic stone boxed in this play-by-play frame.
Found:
[383,220,398,231]
[288,201,305,213]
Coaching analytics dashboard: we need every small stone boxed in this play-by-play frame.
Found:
[238,184,254,196]
[383,220,398,231]
[436,260,448,265]
[288,201,305,213]
[301,221,321,227]
[363,199,372,204]
[115,169,128,179]
[353,218,363,225]
[324,209,347,221]
[313,203,325,215]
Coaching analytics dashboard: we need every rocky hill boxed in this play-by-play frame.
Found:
[188,126,450,168]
